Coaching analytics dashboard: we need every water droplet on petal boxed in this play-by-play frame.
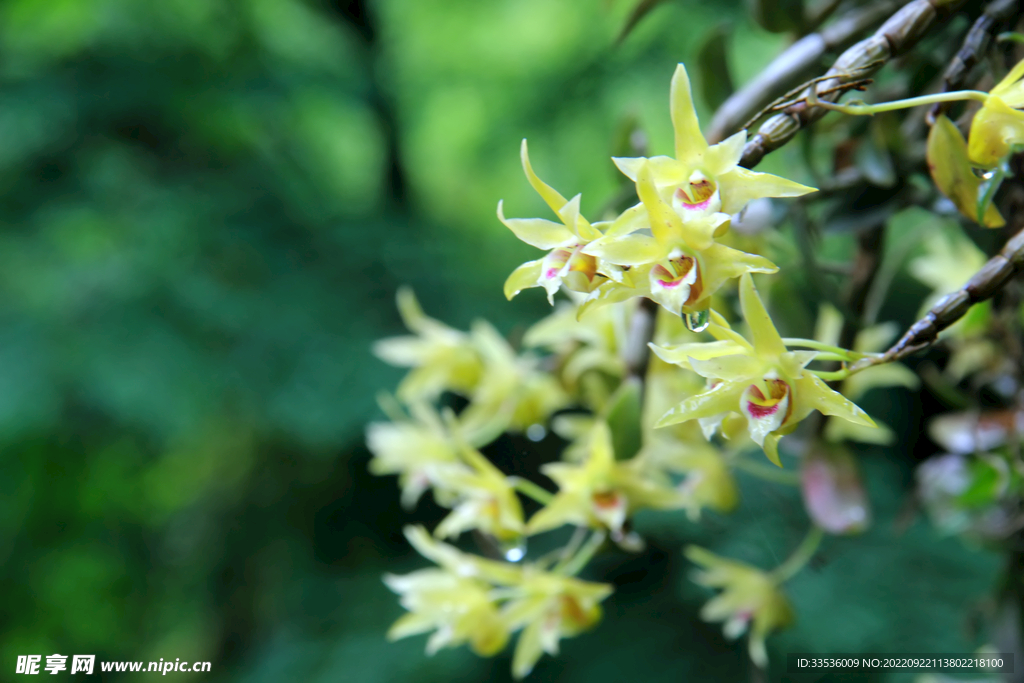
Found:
[683,308,710,333]
[501,539,527,562]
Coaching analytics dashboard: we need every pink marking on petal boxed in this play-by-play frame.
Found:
[674,180,716,210]
[545,268,559,279]
[657,279,683,288]
[746,401,781,420]
[674,188,712,211]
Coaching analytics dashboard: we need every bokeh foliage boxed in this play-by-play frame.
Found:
[0,0,1005,681]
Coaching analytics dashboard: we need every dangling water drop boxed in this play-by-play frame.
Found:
[683,308,710,333]
[501,538,527,562]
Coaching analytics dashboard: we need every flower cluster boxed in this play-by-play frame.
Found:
[370,289,701,676]
[500,65,815,320]
[385,526,612,678]
[370,61,914,676]
[372,287,569,440]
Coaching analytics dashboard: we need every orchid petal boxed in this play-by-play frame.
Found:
[498,201,575,249]
[699,244,777,307]
[991,57,1024,101]
[558,193,600,241]
[656,380,746,427]
[779,350,817,376]
[521,139,569,215]
[576,280,643,320]
[690,354,765,381]
[677,213,724,251]
[739,274,786,358]
[512,619,545,680]
[716,167,816,214]
[387,611,437,640]
[795,373,876,427]
[670,64,709,163]
[649,340,747,366]
[396,287,452,336]
[825,416,895,446]
[526,492,589,535]
[504,260,544,300]
[602,202,649,238]
[762,433,782,468]
[927,115,1005,227]
[373,337,427,366]
[740,381,790,448]
[967,96,1024,169]
[612,156,687,184]
[707,310,755,349]
[704,130,746,176]
[636,162,682,244]
[584,234,665,266]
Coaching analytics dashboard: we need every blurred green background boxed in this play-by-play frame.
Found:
[0,0,1004,681]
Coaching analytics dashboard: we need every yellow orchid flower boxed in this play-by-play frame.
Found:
[927,115,1004,227]
[503,568,612,679]
[582,162,779,317]
[386,526,612,679]
[611,64,816,220]
[457,319,570,439]
[434,436,526,545]
[368,403,525,543]
[500,140,606,304]
[384,526,519,658]
[384,569,509,657]
[374,290,568,439]
[373,288,484,403]
[366,401,468,509]
[527,421,687,538]
[522,297,633,397]
[686,546,794,668]
[968,58,1024,169]
[652,274,875,466]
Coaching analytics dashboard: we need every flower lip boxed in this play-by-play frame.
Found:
[651,251,703,305]
[744,379,793,424]
[740,378,793,451]
[592,490,622,509]
[542,249,572,281]
[672,171,721,218]
[745,386,780,420]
